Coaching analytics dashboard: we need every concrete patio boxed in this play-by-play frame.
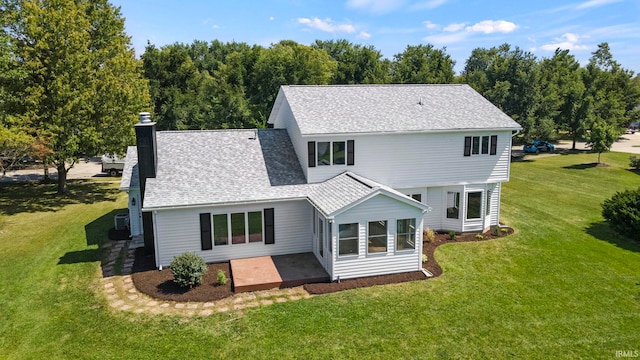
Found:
[230,252,329,293]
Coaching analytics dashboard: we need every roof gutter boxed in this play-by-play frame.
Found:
[302,127,523,137]
[141,196,309,212]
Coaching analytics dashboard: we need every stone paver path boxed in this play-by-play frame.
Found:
[99,240,312,317]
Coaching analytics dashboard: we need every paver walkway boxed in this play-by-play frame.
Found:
[99,240,312,317]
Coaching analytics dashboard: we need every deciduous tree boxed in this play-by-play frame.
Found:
[5,0,149,194]
[390,44,455,84]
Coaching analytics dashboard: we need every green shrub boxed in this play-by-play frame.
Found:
[602,187,640,240]
[493,226,500,236]
[475,234,484,240]
[448,231,456,240]
[630,156,640,170]
[216,269,227,285]
[501,228,509,233]
[423,228,435,242]
[422,254,428,263]
[170,252,208,288]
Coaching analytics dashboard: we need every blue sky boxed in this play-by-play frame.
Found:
[111,0,639,75]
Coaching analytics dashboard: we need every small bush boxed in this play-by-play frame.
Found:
[492,226,500,236]
[602,187,640,240]
[501,228,509,233]
[422,254,428,263]
[475,234,484,240]
[448,231,456,240]
[630,156,640,170]
[216,269,227,285]
[423,228,435,242]
[170,252,208,288]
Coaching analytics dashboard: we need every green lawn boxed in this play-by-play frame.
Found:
[1,152,639,359]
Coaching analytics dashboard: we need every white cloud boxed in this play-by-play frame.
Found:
[297,17,356,34]
[357,31,372,39]
[540,33,590,51]
[443,22,466,32]
[423,21,438,29]
[411,0,449,10]
[346,0,406,13]
[576,0,621,9]
[424,32,469,45]
[269,16,275,21]
[466,20,518,34]
[212,24,220,29]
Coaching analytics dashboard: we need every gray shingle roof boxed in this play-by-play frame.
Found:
[137,129,424,215]
[269,84,522,135]
[119,146,138,190]
[143,129,307,209]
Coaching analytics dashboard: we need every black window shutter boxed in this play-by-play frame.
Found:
[200,213,212,250]
[308,141,316,168]
[490,135,498,155]
[464,136,472,157]
[347,140,355,165]
[264,208,275,244]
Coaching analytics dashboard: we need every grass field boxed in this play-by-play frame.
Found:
[1,152,639,359]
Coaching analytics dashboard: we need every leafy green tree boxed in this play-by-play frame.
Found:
[390,44,455,84]
[537,49,585,147]
[5,0,149,194]
[585,118,619,164]
[252,40,336,122]
[462,44,540,140]
[0,124,33,178]
[313,39,390,84]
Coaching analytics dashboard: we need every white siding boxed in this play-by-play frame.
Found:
[423,187,443,231]
[303,131,513,188]
[153,200,312,268]
[127,190,142,236]
[331,195,423,280]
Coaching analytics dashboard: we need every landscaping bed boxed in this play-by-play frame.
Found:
[131,248,233,302]
[129,227,514,301]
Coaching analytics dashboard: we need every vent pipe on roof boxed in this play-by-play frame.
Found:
[139,112,152,123]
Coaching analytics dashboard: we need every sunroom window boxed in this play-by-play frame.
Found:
[396,218,415,251]
[368,220,387,254]
[339,223,358,256]
[467,192,482,220]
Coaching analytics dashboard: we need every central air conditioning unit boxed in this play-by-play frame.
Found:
[114,214,130,230]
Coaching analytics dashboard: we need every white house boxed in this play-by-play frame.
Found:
[120,84,521,281]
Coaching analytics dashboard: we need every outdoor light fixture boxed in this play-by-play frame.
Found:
[131,198,136,206]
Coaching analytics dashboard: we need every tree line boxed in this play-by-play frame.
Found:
[1,0,639,193]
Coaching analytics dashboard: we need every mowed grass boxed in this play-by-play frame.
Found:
[1,152,639,359]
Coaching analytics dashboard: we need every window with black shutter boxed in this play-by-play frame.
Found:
[199,213,212,250]
[464,136,472,156]
[308,141,316,167]
[490,135,498,155]
[264,208,275,244]
[347,140,355,165]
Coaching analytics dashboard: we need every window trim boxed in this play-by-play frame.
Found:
[338,223,359,257]
[466,191,483,220]
[332,141,346,165]
[396,218,416,252]
[367,220,388,255]
[464,135,498,157]
[446,191,460,219]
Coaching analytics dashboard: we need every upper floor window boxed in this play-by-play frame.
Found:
[308,140,355,167]
[464,135,497,156]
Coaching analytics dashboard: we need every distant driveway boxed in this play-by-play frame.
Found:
[514,132,640,155]
[1,157,106,182]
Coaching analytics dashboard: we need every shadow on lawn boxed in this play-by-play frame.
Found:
[586,221,640,253]
[0,180,119,215]
[563,162,599,170]
[57,208,127,265]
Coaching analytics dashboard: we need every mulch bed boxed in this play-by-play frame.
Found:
[128,227,514,301]
[131,248,233,302]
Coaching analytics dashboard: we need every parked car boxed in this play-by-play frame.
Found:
[523,140,555,154]
[101,154,125,177]
[626,128,636,134]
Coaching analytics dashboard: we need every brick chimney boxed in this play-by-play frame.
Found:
[135,112,157,254]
